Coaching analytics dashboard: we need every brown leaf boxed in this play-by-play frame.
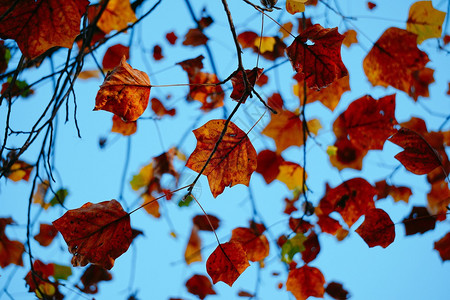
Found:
[183,28,208,47]
[102,44,130,70]
[206,241,250,286]
[52,199,132,269]
[403,206,436,236]
[230,67,263,102]
[0,0,88,59]
[0,218,24,267]
[286,24,348,90]
[34,223,58,247]
[193,214,220,231]
[95,56,150,122]
[185,274,216,299]
[166,32,178,45]
[111,115,137,136]
[326,282,350,300]
[153,45,164,60]
[256,150,285,184]
[356,208,395,248]
[230,227,270,262]
[186,120,257,198]
[76,265,112,294]
[302,231,320,263]
[434,232,450,261]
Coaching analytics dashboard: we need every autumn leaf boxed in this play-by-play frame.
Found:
[153,45,164,60]
[280,22,294,40]
[254,37,276,53]
[434,232,450,261]
[367,2,376,10]
[53,199,132,269]
[319,178,376,227]
[317,214,342,235]
[186,120,257,198]
[363,27,431,100]
[406,1,446,44]
[102,44,130,70]
[0,41,10,74]
[185,274,216,299]
[301,231,320,263]
[375,180,412,203]
[289,218,313,234]
[402,206,436,235]
[388,127,442,175]
[294,74,350,111]
[142,194,161,218]
[230,67,263,102]
[76,265,112,294]
[281,233,306,263]
[34,223,58,247]
[238,31,258,49]
[185,225,202,265]
[329,138,368,171]
[25,260,63,299]
[193,214,220,231]
[151,98,176,117]
[206,241,250,286]
[286,0,308,15]
[7,160,33,182]
[230,226,270,262]
[276,161,306,190]
[427,179,450,221]
[187,72,224,112]
[267,93,283,112]
[33,180,50,209]
[1,77,34,98]
[111,115,137,136]
[0,0,88,59]
[342,29,358,47]
[356,208,395,248]
[89,0,137,35]
[256,150,285,184]
[333,94,398,150]
[325,282,350,300]
[286,24,348,90]
[183,28,208,46]
[286,265,325,300]
[166,32,178,45]
[94,56,150,122]
[0,218,24,267]
[262,108,321,153]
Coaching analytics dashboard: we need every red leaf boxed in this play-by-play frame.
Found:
[76,265,112,294]
[102,44,130,70]
[206,241,250,286]
[94,56,150,122]
[153,45,164,61]
[434,232,450,261]
[286,24,348,90]
[256,150,285,184]
[0,218,24,267]
[183,28,208,46]
[230,68,263,102]
[333,94,398,150]
[0,0,88,59]
[388,127,442,175]
[166,32,178,45]
[34,223,58,247]
[186,120,257,198]
[52,199,132,269]
[403,206,436,236]
[356,208,395,248]
[230,227,270,262]
[317,214,342,235]
[286,265,325,300]
[319,178,376,227]
[186,274,216,299]
[302,231,320,263]
[238,31,258,49]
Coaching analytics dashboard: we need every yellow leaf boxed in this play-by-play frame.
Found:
[286,0,308,15]
[276,161,306,190]
[407,1,446,44]
[327,145,338,156]
[279,22,293,40]
[94,0,137,34]
[254,37,276,53]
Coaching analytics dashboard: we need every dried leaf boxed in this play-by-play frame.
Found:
[0,218,24,267]
[342,29,358,47]
[230,67,263,102]
[53,199,132,269]
[183,28,208,46]
[286,265,325,300]
[34,224,58,247]
[230,227,270,262]
[153,45,163,60]
[276,161,306,190]
[89,0,137,34]
[206,241,250,286]
[95,56,150,122]
[76,265,112,294]
[111,115,137,136]
[407,1,446,44]
[186,120,257,198]
[193,214,220,231]
[256,150,285,184]
[286,0,308,15]
[301,231,320,263]
[185,225,202,265]
[434,232,450,261]
[166,32,178,45]
[102,44,130,70]
[151,98,176,117]
[403,206,436,235]
[185,274,216,299]
[325,282,350,300]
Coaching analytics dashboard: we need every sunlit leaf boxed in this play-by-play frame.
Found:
[286,265,325,300]
[406,1,446,44]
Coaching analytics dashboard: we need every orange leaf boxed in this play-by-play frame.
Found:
[111,115,137,136]
[52,199,132,269]
[76,264,112,294]
[185,274,216,299]
[0,218,24,267]
[238,31,258,49]
[186,120,257,198]
[7,160,33,182]
[230,227,270,262]
[262,109,320,153]
[356,208,395,248]
[294,75,350,111]
[151,98,176,117]
[230,68,263,102]
[276,161,306,190]
[319,178,376,227]
[34,224,58,247]
[183,28,208,46]
[142,194,161,218]
[402,206,436,236]
[0,0,88,59]
[363,27,430,101]
[427,179,450,221]
[94,56,150,122]
[388,127,442,175]
[102,44,130,70]
[188,72,224,112]
[333,94,398,150]
[434,232,450,261]
[88,0,137,35]
[206,241,250,286]
[375,180,412,203]
[286,265,325,300]
[342,29,358,47]
[329,138,367,171]
[185,225,202,265]
[286,24,348,90]
[256,150,285,184]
